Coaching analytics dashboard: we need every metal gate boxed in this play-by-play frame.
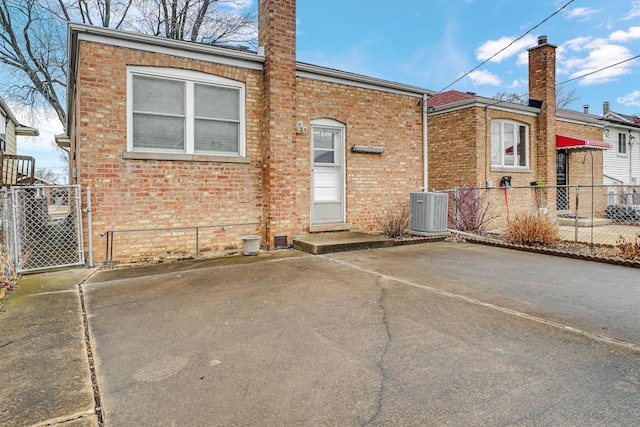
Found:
[1,185,85,273]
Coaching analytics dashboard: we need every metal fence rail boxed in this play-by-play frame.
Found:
[102,221,267,267]
[1,185,85,273]
[442,184,640,254]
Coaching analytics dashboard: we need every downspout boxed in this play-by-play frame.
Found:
[484,105,489,186]
[422,93,428,192]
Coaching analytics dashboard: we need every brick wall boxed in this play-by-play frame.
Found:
[259,0,298,246]
[71,41,265,264]
[528,37,557,185]
[428,106,537,191]
[296,78,424,231]
[557,120,606,214]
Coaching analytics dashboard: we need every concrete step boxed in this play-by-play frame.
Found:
[293,231,394,255]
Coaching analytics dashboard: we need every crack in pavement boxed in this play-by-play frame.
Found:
[363,276,392,427]
[325,256,640,353]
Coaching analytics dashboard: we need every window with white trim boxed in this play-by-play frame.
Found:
[128,67,245,156]
[491,119,529,168]
[0,111,6,152]
[618,132,627,155]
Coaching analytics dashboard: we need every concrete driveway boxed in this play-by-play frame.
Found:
[84,242,640,426]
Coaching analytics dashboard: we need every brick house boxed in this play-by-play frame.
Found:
[60,0,433,264]
[427,36,610,214]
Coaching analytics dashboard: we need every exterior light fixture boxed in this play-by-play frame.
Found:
[351,145,385,154]
[296,121,307,134]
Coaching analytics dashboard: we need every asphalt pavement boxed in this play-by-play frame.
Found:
[84,243,640,426]
[3,242,640,426]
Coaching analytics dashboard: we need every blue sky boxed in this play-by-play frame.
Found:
[14,0,640,182]
[297,0,640,114]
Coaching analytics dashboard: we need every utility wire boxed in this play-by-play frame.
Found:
[438,0,575,94]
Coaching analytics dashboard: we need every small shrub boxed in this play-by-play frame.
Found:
[375,205,410,238]
[449,184,497,233]
[616,233,640,260]
[0,247,18,312]
[505,210,560,246]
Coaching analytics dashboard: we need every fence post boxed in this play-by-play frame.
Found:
[86,187,93,267]
[10,188,21,270]
[574,185,579,243]
[195,226,199,259]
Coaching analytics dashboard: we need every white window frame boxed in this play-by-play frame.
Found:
[618,132,628,156]
[0,111,6,151]
[491,119,529,169]
[126,66,246,158]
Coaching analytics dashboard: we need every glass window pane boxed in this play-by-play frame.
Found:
[503,123,515,166]
[314,129,337,149]
[195,84,239,121]
[491,121,501,165]
[133,114,185,151]
[517,125,527,167]
[133,76,185,116]
[194,119,239,153]
[314,150,334,163]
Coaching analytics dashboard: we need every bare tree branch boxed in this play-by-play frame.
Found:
[0,0,257,131]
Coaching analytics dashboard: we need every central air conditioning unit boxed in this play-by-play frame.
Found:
[409,192,449,233]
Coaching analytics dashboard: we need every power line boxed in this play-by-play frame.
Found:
[438,0,575,94]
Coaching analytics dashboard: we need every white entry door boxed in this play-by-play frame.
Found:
[311,120,345,224]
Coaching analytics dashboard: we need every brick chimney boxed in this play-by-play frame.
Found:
[603,101,610,116]
[259,0,297,247]
[528,35,557,185]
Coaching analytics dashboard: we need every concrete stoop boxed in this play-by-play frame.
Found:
[293,231,450,255]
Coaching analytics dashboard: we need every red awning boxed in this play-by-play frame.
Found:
[556,134,611,150]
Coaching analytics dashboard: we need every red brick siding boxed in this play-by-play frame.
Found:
[71,40,265,263]
[296,78,424,231]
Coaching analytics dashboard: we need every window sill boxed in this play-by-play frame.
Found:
[123,151,251,164]
[491,166,532,173]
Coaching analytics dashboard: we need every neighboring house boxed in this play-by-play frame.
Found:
[601,101,640,189]
[0,97,39,187]
[59,0,434,263]
[428,36,610,213]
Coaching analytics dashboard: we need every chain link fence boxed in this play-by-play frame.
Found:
[1,186,85,273]
[442,184,640,254]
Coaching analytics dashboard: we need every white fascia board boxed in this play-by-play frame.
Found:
[296,63,433,98]
[70,23,265,71]
[430,98,539,117]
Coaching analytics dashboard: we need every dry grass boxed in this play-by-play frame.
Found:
[0,246,18,311]
[505,210,560,246]
[375,205,410,239]
[616,232,640,260]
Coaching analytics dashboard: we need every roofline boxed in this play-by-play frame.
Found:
[556,108,605,128]
[68,23,265,64]
[296,62,434,97]
[0,97,20,125]
[64,24,435,134]
[428,96,540,116]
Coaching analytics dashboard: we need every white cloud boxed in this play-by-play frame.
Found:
[617,90,640,107]
[624,1,640,20]
[516,50,528,67]
[507,79,525,89]
[564,36,594,52]
[563,44,634,85]
[467,70,501,86]
[475,34,538,63]
[565,7,600,21]
[610,26,640,42]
